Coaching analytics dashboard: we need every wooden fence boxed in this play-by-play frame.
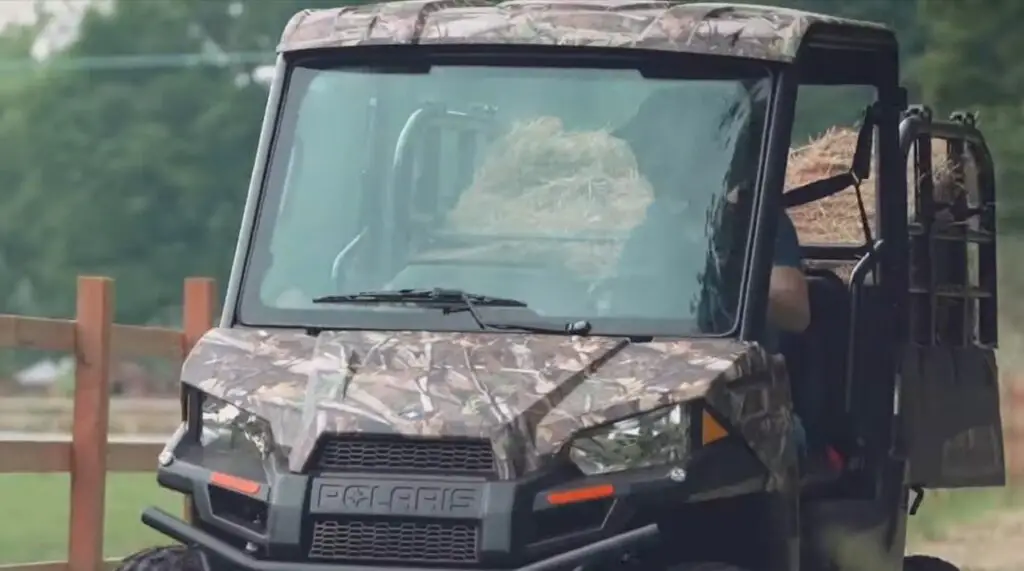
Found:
[0,276,217,571]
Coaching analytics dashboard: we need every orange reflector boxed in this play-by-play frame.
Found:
[210,472,261,496]
[702,411,728,445]
[547,484,614,506]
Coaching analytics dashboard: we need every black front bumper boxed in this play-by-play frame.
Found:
[143,506,659,571]
[150,429,764,570]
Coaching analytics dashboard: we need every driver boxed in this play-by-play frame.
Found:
[612,86,810,343]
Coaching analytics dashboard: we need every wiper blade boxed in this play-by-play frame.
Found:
[312,288,592,336]
[484,319,593,336]
[440,293,592,336]
[312,288,528,307]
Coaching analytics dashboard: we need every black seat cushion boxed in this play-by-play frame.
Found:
[779,269,851,451]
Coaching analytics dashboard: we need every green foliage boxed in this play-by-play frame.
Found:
[0,0,337,323]
[0,473,177,563]
[911,0,1024,230]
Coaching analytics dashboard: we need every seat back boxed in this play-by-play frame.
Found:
[780,269,851,450]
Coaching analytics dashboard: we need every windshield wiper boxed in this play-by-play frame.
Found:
[312,288,592,336]
[313,288,528,308]
[484,318,593,336]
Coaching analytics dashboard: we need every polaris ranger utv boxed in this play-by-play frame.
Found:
[127,2,1004,571]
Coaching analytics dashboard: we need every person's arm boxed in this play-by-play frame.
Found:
[769,211,810,333]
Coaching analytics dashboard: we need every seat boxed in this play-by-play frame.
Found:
[779,268,851,453]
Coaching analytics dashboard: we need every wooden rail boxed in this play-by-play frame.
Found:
[0,398,180,434]
[0,276,217,571]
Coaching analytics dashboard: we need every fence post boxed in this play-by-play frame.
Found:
[67,276,114,571]
[1008,379,1024,488]
[183,277,216,352]
[181,277,216,522]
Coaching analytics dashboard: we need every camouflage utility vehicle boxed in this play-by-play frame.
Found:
[128,2,1003,571]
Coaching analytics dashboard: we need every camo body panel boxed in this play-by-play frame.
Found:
[183,327,795,484]
[278,0,890,62]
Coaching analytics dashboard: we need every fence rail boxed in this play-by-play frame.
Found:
[0,398,180,435]
[0,316,186,360]
[0,398,179,413]
[0,562,121,571]
[0,276,216,571]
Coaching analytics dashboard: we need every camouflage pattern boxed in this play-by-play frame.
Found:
[277,0,891,63]
[183,327,796,487]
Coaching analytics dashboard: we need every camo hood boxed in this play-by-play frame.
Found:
[183,328,793,480]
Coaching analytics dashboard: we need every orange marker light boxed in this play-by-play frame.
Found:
[210,472,262,496]
[702,411,728,445]
[547,484,615,506]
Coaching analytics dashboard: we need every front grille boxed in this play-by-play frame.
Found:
[314,437,495,474]
[309,519,480,564]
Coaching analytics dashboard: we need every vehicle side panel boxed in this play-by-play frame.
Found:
[902,346,1004,487]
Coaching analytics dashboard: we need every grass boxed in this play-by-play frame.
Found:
[0,474,1017,564]
[906,487,1024,542]
[0,473,179,565]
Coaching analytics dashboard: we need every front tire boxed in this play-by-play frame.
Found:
[904,555,961,571]
[668,562,750,571]
[114,545,202,571]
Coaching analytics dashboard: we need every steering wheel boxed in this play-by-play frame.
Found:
[329,227,367,290]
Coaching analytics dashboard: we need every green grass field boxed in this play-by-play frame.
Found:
[0,473,1018,565]
[0,474,179,565]
[906,487,1024,542]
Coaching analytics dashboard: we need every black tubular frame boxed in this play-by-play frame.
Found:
[900,108,998,348]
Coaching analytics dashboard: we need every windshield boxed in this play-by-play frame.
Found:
[239,58,771,336]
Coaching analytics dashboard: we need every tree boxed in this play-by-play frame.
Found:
[913,0,1024,228]
[0,0,342,323]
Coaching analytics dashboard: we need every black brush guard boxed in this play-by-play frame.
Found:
[142,507,659,571]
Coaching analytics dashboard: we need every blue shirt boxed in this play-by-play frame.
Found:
[773,209,802,270]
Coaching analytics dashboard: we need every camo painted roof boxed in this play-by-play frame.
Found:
[278,0,892,62]
[184,327,794,481]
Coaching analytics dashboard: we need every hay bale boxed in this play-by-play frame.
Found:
[786,126,969,243]
[445,117,652,277]
[444,120,969,274]
[449,117,651,231]
[785,127,873,244]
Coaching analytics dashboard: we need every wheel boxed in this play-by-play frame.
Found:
[904,555,961,571]
[667,562,749,571]
[114,545,203,571]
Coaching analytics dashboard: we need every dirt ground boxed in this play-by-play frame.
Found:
[907,507,1024,571]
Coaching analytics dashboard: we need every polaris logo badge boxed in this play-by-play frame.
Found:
[311,478,484,518]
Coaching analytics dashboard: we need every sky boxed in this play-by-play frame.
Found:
[0,0,102,59]
[0,0,39,27]
[0,0,275,85]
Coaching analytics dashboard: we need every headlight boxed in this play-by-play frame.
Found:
[568,404,691,475]
[200,394,274,459]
